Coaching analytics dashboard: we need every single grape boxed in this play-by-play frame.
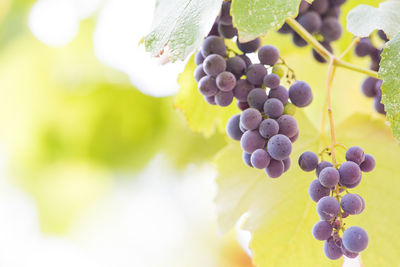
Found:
[243,152,253,167]
[240,130,266,154]
[345,146,365,165]
[341,175,362,189]
[240,108,262,130]
[293,33,308,47]
[203,54,226,77]
[237,38,261,54]
[248,88,268,110]
[316,196,340,220]
[283,157,291,172]
[283,103,297,116]
[201,36,226,57]
[246,64,267,86]
[264,98,284,119]
[237,101,249,111]
[298,11,322,34]
[312,221,333,241]
[219,1,232,25]
[258,45,280,66]
[264,74,281,89]
[342,226,369,253]
[259,119,279,139]
[238,54,252,67]
[267,134,292,160]
[309,179,330,202]
[194,64,207,82]
[277,115,298,138]
[355,38,374,57]
[198,76,218,97]
[323,237,343,260]
[272,65,285,78]
[361,77,379,98]
[341,246,359,259]
[233,79,254,102]
[289,81,313,107]
[226,56,247,78]
[195,51,204,65]
[340,193,363,215]
[251,149,271,169]
[311,0,329,15]
[216,71,237,92]
[338,161,361,186]
[204,96,216,105]
[316,161,333,177]
[321,17,342,42]
[265,159,285,178]
[360,154,376,172]
[226,114,243,141]
[269,85,289,104]
[319,167,340,188]
[218,23,237,39]
[299,151,319,172]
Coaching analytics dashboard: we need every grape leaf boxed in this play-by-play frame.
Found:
[231,0,310,42]
[347,1,400,39]
[379,33,400,142]
[175,56,237,137]
[215,114,400,266]
[144,0,222,62]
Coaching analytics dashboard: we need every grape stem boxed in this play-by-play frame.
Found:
[285,18,379,79]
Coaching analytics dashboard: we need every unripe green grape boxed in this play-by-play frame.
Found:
[272,65,285,79]
[284,103,297,116]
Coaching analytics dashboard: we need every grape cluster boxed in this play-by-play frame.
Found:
[355,30,388,115]
[299,146,375,260]
[279,0,346,63]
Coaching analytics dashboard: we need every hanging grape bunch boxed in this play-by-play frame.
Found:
[355,30,388,115]
[194,2,313,178]
[299,146,375,260]
[279,0,346,63]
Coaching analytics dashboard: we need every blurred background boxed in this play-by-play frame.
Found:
[0,0,254,266]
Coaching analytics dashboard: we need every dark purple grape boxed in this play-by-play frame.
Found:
[247,88,268,110]
[251,149,271,169]
[311,0,329,15]
[218,23,237,39]
[216,71,237,92]
[355,38,374,57]
[321,17,342,42]
[341,175,361,189]
[324,7,340,18]
[237,101,249,111]
[283,157,291,172]
[204,95,216,105]
[289,81,313,107]
[324,237,343,260]
[316,161,333,177]
[226,56,247,78]
[338,161,361,186]
[298,11,322,34]
[299,0,311,13]
[195,51,204,65]
[309,179,330,202]
[269,85,289,104]
[361,77,379,97]
[226,114,243,141]
[240,108,262,130]
[312,221,333,241]
[243,152,253,167]
[299,151,319,172]
[215,90,234,107]
[259,119,279,139]
[378,30,389,42]
[313,41,332,63]
[278,23,293,34]
[201,36,226,57]
[329,0,346,6]
[277,115,298,138]
[265,159,285,178]
[319,167,339,188]
[219,2,232,25]
[246,64,267,86]
[238,54,252,67]
[237,38,261,54]
[194,64,207,82]
[264,98,284,119]
[233,79,254,101]
[203,54,226,77]
[240,130,266,154]
[207,22,219,37]
[258,45,280,66]
[360,154,375,172]
[267,134,292,160]
[293,33,308,47]
[340,193,363,215]
[198,76,218,97]
[342,226,368,253]
[374,94,386,115]
[345,146,365,165]
[317,196,340,220]
[263,74,281,89]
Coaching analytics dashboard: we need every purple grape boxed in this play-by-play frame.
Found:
[378,30,389,42]
[311,0,329,15]
[277,115,298,138]
[247,88,268,110]
[342,226,368,253]
[233,79,254,101]
[323,237,343,260]
[237,38,261,54]
[298,11,322,34]
[219,2,232,25]
[258,45,280,66]
[194,64,207,82]
[216,71,237,92]
[201,36,226,57]
[361,77,379,97]
[340,193,363,215]
[240,130,266,154]
[360,154,376,172]
[345,146,365,165]
[283,157,291,172]
[218,23,237,39]
[278,23,293,34]
[246,64,267,86]
[267,134,292,160]
[259,119,279,139]
[321,17,342,42]
[215,90,234,106]
[207,22,219,37]
[374,94,386,115]
[226,56,247,78]
[293,33,308,47]
[198,76,218,97]
[319,167,339,188]
[338,161,361,186]
[341,175,362,188]
[243,152,253,167]
[265,159,285,178]
[290,130,299,143]
[317,196,340,220]
[316,161,333,177]
[299,0,311,13]
[264,98,284,119]
[312,221,333,241]
[264,74,281,89]
[269,85,289,104]
[240,108,262,130]
[238,54,252,67]
[195,51,204,65]
[203,54,226,77]
[324,7,341,18]
[312,41,332,63]
[237,101,249,111]
[329,0,346,6]
[204,95,216,105]
[289,81,313,107]
[341,246,359,259]
[309,179,330,202]
[251,149,271,169]
[226,114,243,141]
[355,38,374,57]
[299,151,319,172]
[355,194,365,214]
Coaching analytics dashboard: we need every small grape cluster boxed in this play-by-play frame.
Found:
[355,30,388,115]
[299,146,375,260]
[279,0,346,63]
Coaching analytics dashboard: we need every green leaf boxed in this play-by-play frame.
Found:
[379,32,400,142]
[347,1,400,39]
[144,0,222,62]
[215,113,400,266]
[175,56,237,137]
[231,0,303,42]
